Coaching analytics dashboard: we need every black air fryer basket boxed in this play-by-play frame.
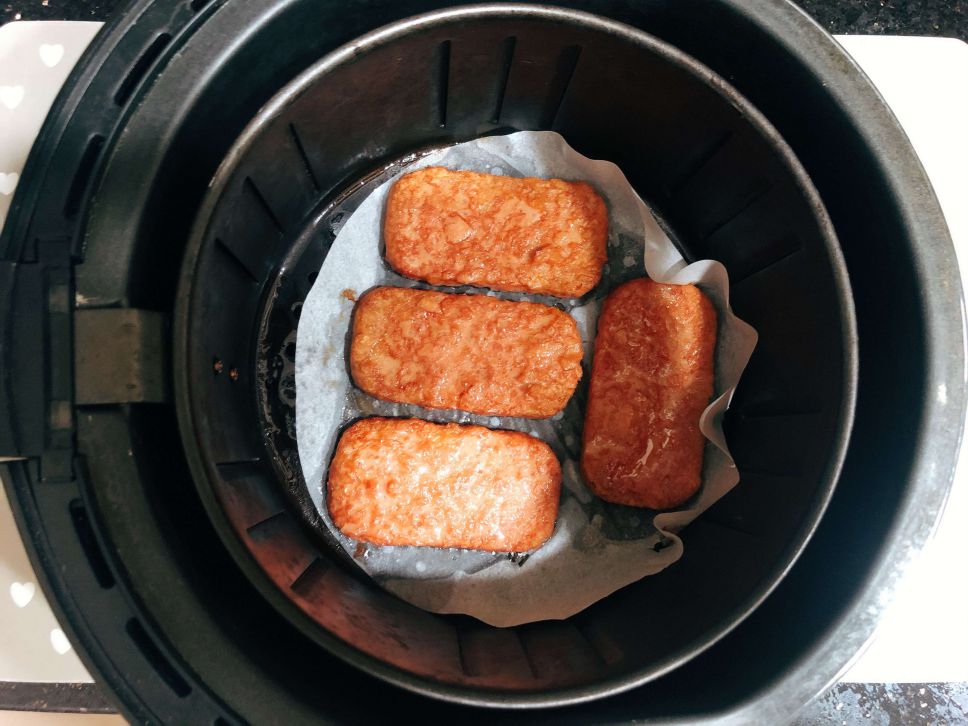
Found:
[0,1,964,723]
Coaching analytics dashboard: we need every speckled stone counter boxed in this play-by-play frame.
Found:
[802,0,965,39]
[797,682,968,724]
[3,0,967,38]
[1,1,966,723]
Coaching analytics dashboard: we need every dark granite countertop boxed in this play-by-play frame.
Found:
[801,0,965,39]
[1,0,966,37]
[0,1,965,723]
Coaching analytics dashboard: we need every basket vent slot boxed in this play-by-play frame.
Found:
[243,177,283,234]
[126,618,192,697]
[63,135,105,218]
[69,499,115,589]
[491,36,517,123]
[543,44,582,128]
[287,123,320,192]
[115,33,172,106]
[436,40,451,128]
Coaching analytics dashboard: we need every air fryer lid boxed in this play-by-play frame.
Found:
[173,3,853,705]
[0,0,962,723]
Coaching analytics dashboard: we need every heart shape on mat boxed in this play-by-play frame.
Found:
[0,85,25,110]
[0,172,19,196]
[50,628,71,655]
[39,43,65,68]
[9,581,36,608]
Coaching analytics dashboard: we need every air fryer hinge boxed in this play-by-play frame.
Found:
[0,260,20,460]
[0,240,75,480]
[75,309,169,405]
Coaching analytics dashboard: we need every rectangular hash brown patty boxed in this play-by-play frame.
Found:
[582,279,717,509]
[384,167,608,298]
[350,286,583,418]
[327,418,561,551]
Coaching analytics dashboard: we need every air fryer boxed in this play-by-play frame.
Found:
[0,0,962,723]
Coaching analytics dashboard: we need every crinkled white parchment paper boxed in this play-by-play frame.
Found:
[295,131,757,627]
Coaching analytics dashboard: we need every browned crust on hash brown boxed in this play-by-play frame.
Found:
[350,286,582,418]
[581,278,717,509]
[327,417,561,551]
[384,167,608,298]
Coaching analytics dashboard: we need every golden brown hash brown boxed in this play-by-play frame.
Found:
[384,167,608,298]
[582,278,717,509]
[350,286,582,418]
[327,418,561,551]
